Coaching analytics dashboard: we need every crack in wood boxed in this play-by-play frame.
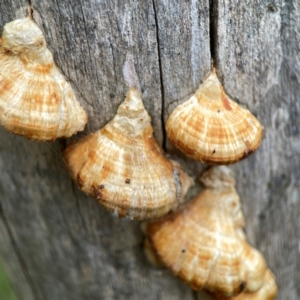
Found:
[152,0,167,151]
[0,203,39,300]
[27,0,33,18]
[192,290,198,300]
[78,2,95,85]
[209,0,218,68]
[70,179,88,234]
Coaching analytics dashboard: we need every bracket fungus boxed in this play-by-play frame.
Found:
[63,88,194,220]
[213,269,278,300]
[0,18,87,141]
[144,166,267,297]
[166,71,263,165]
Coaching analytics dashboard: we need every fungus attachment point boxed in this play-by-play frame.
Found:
[63,88,194,220]
[144,167,267,296]
[0,18,87,141]
[166,71,263,164]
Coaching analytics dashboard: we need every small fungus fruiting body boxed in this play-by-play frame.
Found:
[144,166,267,297]
[0,18,87,141]
[213,269,278,300]
[63,88,194,220]
[166,71,263,165]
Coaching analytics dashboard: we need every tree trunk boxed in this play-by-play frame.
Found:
[0,1,299,299]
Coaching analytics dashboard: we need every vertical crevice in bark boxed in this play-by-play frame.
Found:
[209,0,218,68]
[71,180,88,234]
[192,291,198,300]
[152,0,167,151]
[78,2,96,85]
[27,0,33,18]
[0,203,39,300]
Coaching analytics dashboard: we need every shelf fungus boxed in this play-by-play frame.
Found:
[213,269,278,300]
[166,71,263,164]
[144,166,267,296]
[63,88,194,220]
[0,18,87,141]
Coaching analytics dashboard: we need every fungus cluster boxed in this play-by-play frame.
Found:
[0,17,277,300]
[144,167,278,299]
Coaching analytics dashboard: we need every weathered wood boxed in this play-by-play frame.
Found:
[0,1,208,300]
[32,0,165,144]
[0,0,299,299]
[153,0,211,117]
[208,1,300,299]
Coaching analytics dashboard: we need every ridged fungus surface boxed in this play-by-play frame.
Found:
[145,167,267,296]
[64,88,194,220]
[0,18,87,141]
[166,71,263,164]
[213,269,278,300]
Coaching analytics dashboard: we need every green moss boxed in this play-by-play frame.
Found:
[0,260,17,300]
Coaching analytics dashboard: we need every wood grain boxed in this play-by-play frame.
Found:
[0,0,299,299]
[211,1,300,299]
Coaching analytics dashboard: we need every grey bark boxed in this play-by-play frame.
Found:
[0,1,299,300]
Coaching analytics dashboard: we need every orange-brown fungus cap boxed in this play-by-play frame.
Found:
[0,18,87,141]
[145,166,266,296]
[166,71,263,164]
[213,269,278,300]
[63,88,194,220]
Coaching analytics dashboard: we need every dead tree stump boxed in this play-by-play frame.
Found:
[0,1,299,299]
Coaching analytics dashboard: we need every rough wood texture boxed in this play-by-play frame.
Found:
[211,1,300,300]
[0,1,299,299]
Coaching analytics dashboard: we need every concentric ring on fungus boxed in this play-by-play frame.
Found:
[166,71,263,164]
[212,269,278,300]
[144,167,267,297]
[63,88,194,221]
[0,18,87,141]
